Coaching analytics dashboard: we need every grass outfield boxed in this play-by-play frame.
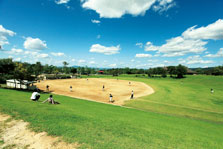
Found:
[0,75,223,148]
[85,75,223,123]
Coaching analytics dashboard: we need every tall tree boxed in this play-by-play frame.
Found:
[176,64,187,78]
[63,61,69,74]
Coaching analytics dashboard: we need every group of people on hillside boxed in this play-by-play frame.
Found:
[30,89,60,104]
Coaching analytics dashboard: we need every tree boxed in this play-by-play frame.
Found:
[0,58,15,74]
[176,64,187,78]
[13,62,33,88]
[70,68,77,74]
[167,66,177,77]
[63,61,69,74]
[34,62,43,77]
[0,58,15,83]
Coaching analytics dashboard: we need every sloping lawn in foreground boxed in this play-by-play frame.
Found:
[0,88,222,148]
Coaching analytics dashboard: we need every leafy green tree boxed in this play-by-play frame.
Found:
[176,64,187,78]
[70,68,77,74]
[63,61,69,74]
[167,66,177,77]
[34,62,43,77]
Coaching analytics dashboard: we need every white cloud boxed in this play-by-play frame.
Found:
[55,0,70,4]
[204,48,223,58]
[146,37,207,57]
[91,19,101,24]
[78,59,86,63]
[36,53,49,58]
[89,61,96,64]
[51,52,65,56]
[145,41,159,51]
[71,59,75,62]
[131,59,135,62]
[24,51,38,56]
[24,37,47,50]
[135,53,152,58]
[180,55,213,65]
[109,63,117,67]
[153,0,175,13]
[82,0,174,18]
[144,19,223,57]
[182,19,223,40]
[0,25,16,46]
[89,44,120,55]
[7,48,23,55]
[136,42,143,48]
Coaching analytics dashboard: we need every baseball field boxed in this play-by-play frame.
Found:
[35,78,154,105]
[0,75,223,148]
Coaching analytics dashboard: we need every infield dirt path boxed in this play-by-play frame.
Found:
[36,78,154,105]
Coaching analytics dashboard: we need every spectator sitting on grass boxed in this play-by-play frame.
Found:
[42,95,60,104]
[30,89,40,101]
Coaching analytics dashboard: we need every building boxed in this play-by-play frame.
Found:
[6,79,36,90]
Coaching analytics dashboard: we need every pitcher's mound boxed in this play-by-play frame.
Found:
[36,78,154,105]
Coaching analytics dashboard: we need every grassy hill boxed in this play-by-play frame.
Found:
[0,75,223,148]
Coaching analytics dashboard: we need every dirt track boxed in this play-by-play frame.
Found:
[36,78,154,105]
[0,113,79,149]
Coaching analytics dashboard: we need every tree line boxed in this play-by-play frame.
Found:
[0,58,223,83]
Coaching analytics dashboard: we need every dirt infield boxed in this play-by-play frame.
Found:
[36,78,154,105]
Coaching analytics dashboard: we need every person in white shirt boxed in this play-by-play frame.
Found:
[30,90,40,101]
[130,90,134,99]
[109,94,114,103]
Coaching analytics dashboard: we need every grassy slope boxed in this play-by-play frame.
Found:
[0,88,223,148]
[85,75,223,123]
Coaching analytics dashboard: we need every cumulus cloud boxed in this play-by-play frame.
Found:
[145,37,207,57]
[89,44,120,55]
[89,61,96,64]
[81,0,175,18]
[51,52,65,56]
[109,63,117,67]
[204,48,223,58]
[136,42,143,48]
[0,25,16,46]
[182,19,223,40]
[135,53,152,58]
[55,0,70,4]
[179,55,213,65]
[91,19,100,24]
[144,20,223,57]
[24,37,47,50]
[153,0,175,13]
[7,48,23,55]
[36,53,49,58]
[78,59,86,63]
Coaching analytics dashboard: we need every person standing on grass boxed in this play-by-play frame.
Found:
[70,85,72,92]
[130,90,134,99]
[30,90,40,101]
[42,95,60,104]
[211,88,214,94]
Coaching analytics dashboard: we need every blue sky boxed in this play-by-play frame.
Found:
[0,0,223,68]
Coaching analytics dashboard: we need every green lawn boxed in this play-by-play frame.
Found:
[0,75,223,148]
[85,75,223,123]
